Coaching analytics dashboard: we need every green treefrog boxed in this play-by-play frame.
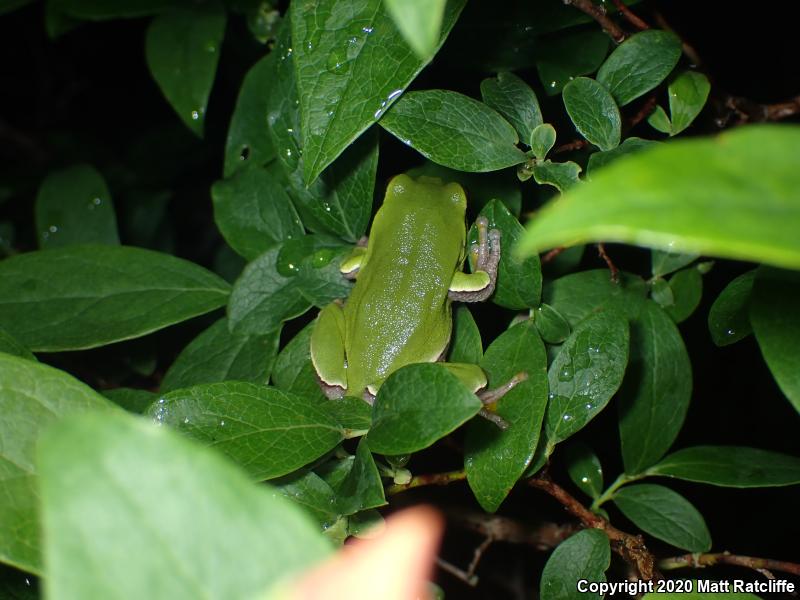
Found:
[311,174,523,426]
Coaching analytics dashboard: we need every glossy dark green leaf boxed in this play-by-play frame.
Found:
[0,328,36,361]
[103,388,157,414]
[381,90,527,172]
[597,30,682,106]
[0,353,113,574]
[325,396,372,434]
[39,411,331,600]
[750,267,800,412]
[540,529,610,600]
[224,54,277,177]
[0,245,230,352]
[327,439,386,515]
[50,0,171,19]
[618,301,691,474]
[271,470,340,529]
[614,484,711,552]
[384,0,446,59]
[465,321,549,512]
[480,71,543,144]
[534,303,571,344]
[543,270,648,326]
[228,237,352,335]
[668,71,711,135]
[468,199,542,309]
[665,267,703,323]
[532,160,582,193]
[586,137,658,175]
[651,250,698,278]
[519,126,800,270]
[35,164,119,249]
[149,381,345,481]
[447,306,483,364]
[647,446,800,487]
[562,77,621,151]
[368,363,482,455]
[564,442,603,499]
[291,0,466,184]
[708,270,755,346]
[211,163,304,260]
[145,2,226,137]
[530,124,556,160]
[544,311,629,451]
[536,29,610,95]
[271,322,327,401]
[161,318,280,392]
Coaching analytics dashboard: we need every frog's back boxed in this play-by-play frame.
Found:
[343,175,467,395]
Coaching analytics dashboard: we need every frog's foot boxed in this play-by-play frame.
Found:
[449,217,501,303]
[479,408,510,430]
[316,374,346,400]
[476,371,529,430]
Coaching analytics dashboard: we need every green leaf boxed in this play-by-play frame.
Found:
[708,270,755,346]
[381,90,528,172]
[291,0,466,184]
[531,160,582,193]
[50,0,171,19]
[597,30,682,106]
[228,236,352,335]
[530,124,556,160]
[518,126,800,270]
[534,303,571,344]
[465,321,549,512]
[384,0,447,60]
[543,270,648,326]
[614,484,711,552]
[368,363,482,455]
[665,267,703,323]
[326,439,386,515]
[161,318,280,392]
[647,446,800,487]
[103,388,157,414]
[536,29,610,95]
[651,250,698,278]
[540,529,610,600]
[618,301,691,474]
[586,137,658,175]
[0,328,36,362]
[35,164,119,249]
[0,245,230,352]
[668,71,711,135]
[562,77,621,151]
[447,306,483,364]
[650,278,674,307]
[545,311,630,450]
[211,164,304,260]
[39,411,331,600]
[751,267,800,412]
[468,199,542,309]
[325,396,372,435]
[0,353,112,574]
[480,71,543,145]
[148,381,345,481]
[271,322,326,401]
[145,2,226,137]
[647,104,672,133]
[271,470,340,528]
[224,54,277,177]
[564,442,603,499]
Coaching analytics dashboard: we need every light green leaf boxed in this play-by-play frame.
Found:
[447,306,483,365]
[468,199,542,309]
[39,411,331,600]
[647,104,672,133]
[228,236,352,335]
[224,54,277,177]
[618,301,691,474]
[161,318,280,392]
[35,164,119,249]
[0,353,113,574]
[480,71,543,144]
[651,250,698,278]
[291,0,466,184]
[708,270,755,346]
[518,126,800,270]
[384,0,447,59]
[148,381,345,481]
[647,446,800,487]
[212,164,304,260]
[597,30,682,106]
[0,245,230,352]
[536,29,610,95]
[381,90,528,172]
[103,388,157,414]
[0,328,36,362]
[669,71,711,135]
[650,278,674,307]
[465,321,549,512]
[540,529,610,600]
[562,77,621,151]
[614,484,711,552]
[564,442,603,499]
[587,137,658,175]
[665,267,703,323]
[530,124,556,160]
[532,160,582,193]
[751,267,800,412]
[145,2,226,137]
[534,303,571,344]
[545,311,629,450]
[368,363,482,455]
[271,322,326,401]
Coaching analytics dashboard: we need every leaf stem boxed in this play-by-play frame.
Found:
[590,472,643,511]
[386,469,466,496]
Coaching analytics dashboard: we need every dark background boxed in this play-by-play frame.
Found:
[0,1,798,598]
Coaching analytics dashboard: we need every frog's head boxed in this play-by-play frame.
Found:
[386,174,467,218]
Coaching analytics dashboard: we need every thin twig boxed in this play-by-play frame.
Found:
[466,535,494,577]
[542,247,566,264]
[611,0,649,31]
[386,469,466,496]
[436,557,479,587]
[447,508,581,550]
[659,552,800,577]
[563,0,626,43]
[626,95,658,130]
[653,12,703,67]
[553,139,588,154]
[596,243,620,282]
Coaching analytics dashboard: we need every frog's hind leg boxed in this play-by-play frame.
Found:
[311,303,348,398]
[478,371,529,430]
[448,217,501,302]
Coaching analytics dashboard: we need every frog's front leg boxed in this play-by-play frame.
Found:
[310,302,348,399]
[440,363,527,430]
[448,217,501,302]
